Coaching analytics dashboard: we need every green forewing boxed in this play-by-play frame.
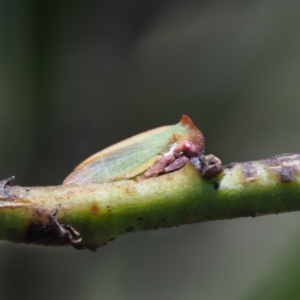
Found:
[63,115,203,184]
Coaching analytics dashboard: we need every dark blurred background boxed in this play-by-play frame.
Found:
[1,1,300,299]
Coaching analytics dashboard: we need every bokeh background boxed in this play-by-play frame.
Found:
[1,1,300,299]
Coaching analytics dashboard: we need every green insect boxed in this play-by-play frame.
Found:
[63,115,221,185]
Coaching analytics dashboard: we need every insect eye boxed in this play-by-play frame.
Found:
[182,142,197,157]
[173,141,198,158]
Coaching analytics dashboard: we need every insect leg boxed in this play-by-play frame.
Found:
[164,157,189,173]
[144,155,175,178]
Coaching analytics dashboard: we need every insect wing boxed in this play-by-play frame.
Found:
[63,126,176,184]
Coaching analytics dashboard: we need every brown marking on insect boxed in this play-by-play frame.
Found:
[241,162,257,182]
[180,114,194,126]
[200,154,223,179]
[90,203,100,215]
[262,154,300,183]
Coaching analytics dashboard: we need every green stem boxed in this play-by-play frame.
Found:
[1,153,300,251]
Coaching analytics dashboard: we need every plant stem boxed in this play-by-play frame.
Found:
[1,153,300,251]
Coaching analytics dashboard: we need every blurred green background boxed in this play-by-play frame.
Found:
[1,1,300,299]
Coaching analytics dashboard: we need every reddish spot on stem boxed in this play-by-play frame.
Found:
[180,115,194,127]
[90,203,100,215]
